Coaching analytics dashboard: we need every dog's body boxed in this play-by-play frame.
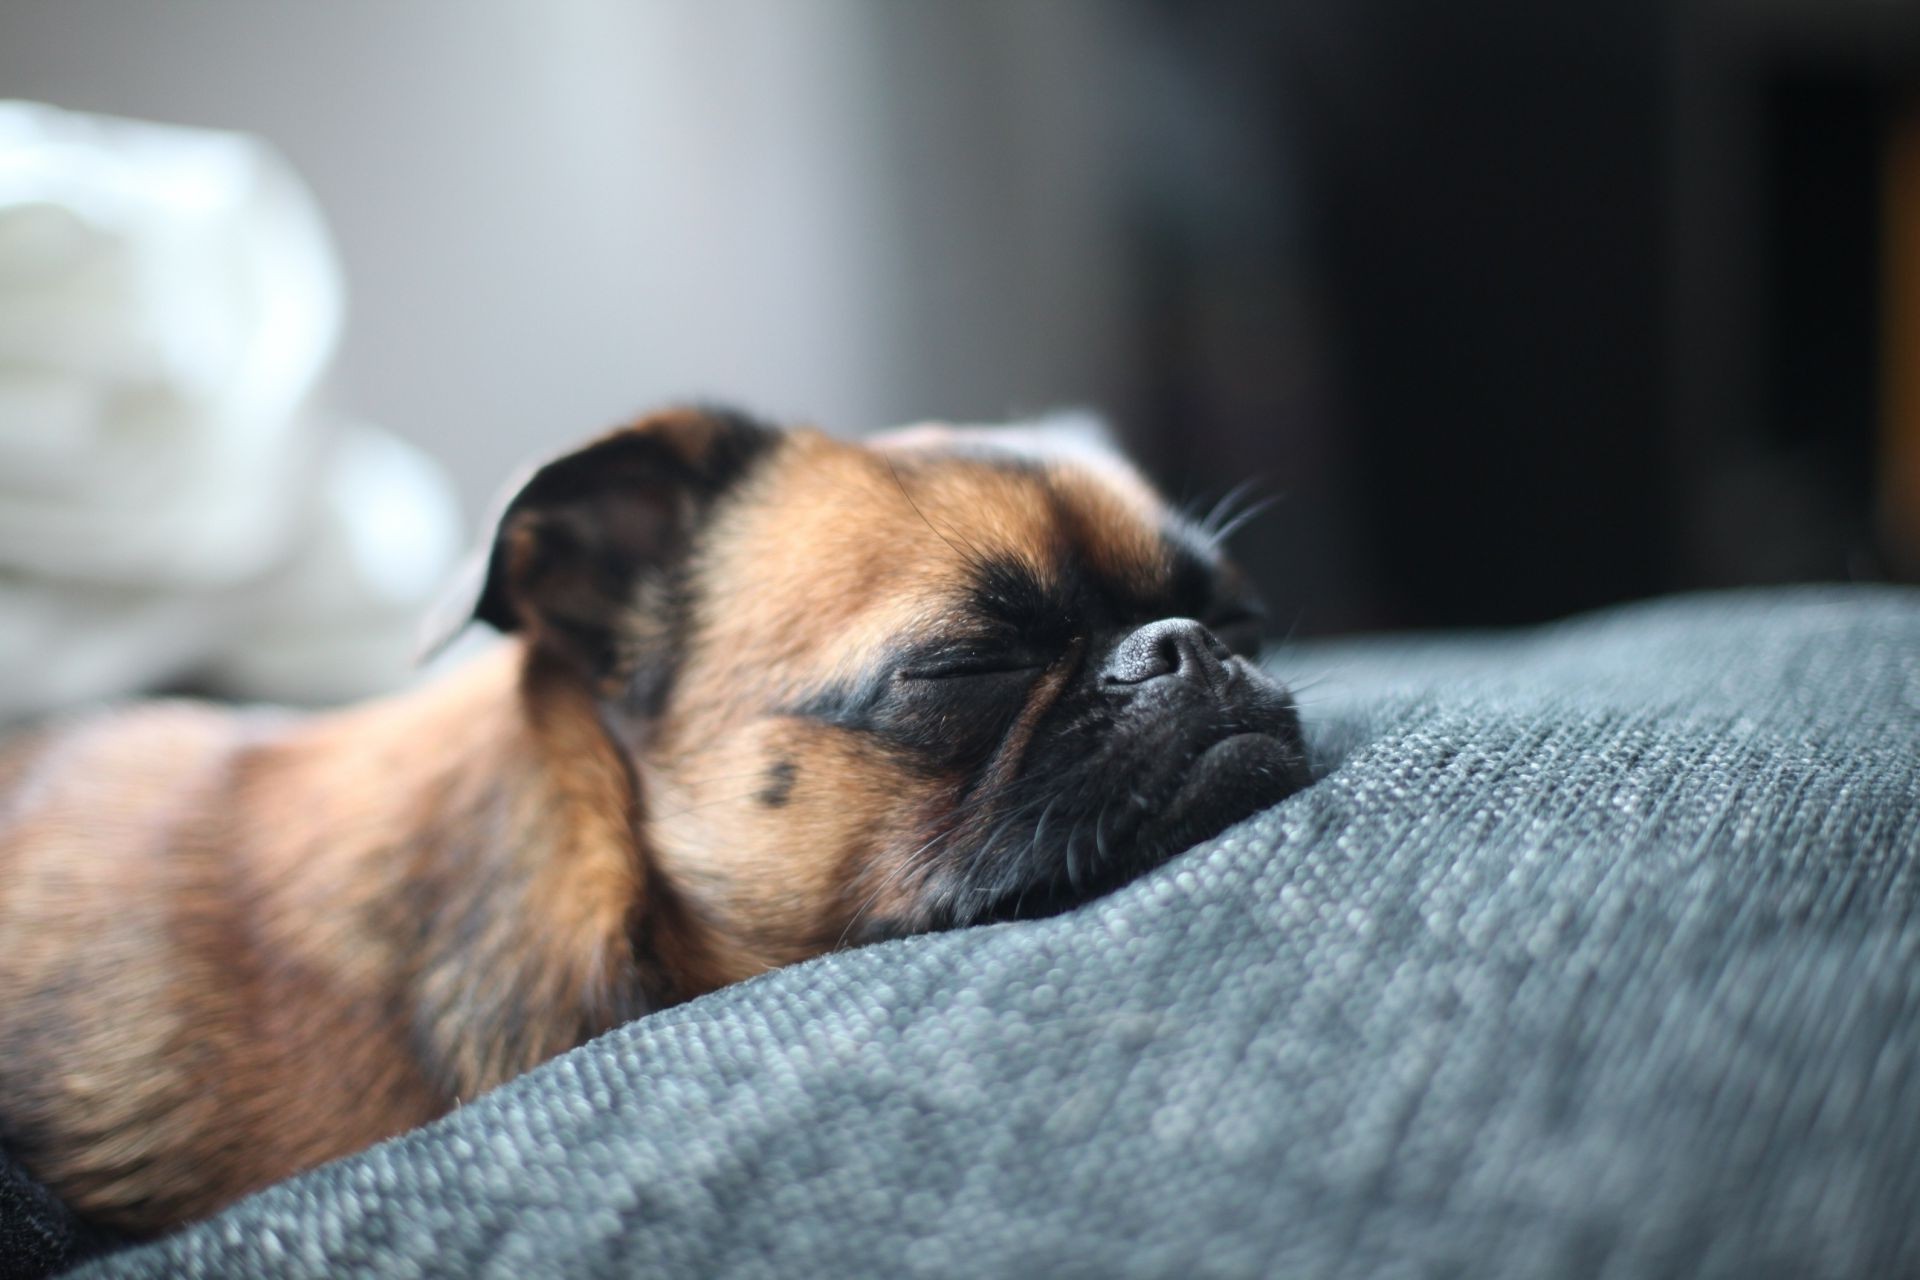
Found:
[0,409,1307,1234]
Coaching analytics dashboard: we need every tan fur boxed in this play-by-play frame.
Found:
[0,414,1188,1235]
[0,648,690,1231]
[646,430,1174,953]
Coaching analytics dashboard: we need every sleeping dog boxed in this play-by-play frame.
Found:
[0,407,1308,1234]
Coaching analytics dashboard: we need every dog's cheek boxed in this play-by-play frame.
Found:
[761,732,959,951]
[643,725,948,961]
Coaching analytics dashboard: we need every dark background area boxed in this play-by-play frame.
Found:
[3,0,1917,644]
[1117,0,1675,632]
[1117,0,1920,633]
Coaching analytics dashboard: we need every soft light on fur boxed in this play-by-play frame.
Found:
[0,407,1307,1235]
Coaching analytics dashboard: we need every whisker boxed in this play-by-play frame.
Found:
[1205,493,1282,548]
[1195,478,1265,541]
[885,456,994,575]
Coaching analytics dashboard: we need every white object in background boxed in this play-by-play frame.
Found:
[210,422,465,705]
[0,100,461,721]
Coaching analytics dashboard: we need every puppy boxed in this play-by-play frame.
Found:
[0,407,1308,1235]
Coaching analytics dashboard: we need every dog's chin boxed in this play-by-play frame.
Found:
[976,728,1311,926]
[1153,730,1310,856]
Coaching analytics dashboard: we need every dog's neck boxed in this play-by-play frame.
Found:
[246,640,733,1104]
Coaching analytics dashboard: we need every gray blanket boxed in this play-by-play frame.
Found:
[78,587,1920,1278]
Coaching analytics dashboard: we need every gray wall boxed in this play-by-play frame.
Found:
[0,0,1132,516]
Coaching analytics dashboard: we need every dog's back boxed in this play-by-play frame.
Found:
[0,704,448,1232]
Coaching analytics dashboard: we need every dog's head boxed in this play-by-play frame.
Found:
[453,407,1307,970]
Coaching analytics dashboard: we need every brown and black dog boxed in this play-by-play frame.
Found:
[0,407,1308,1235]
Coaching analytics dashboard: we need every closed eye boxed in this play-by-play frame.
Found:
[895,635,1052,682]
[897,657,1044,681]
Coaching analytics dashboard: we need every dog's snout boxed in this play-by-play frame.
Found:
[1102,618,1233,691]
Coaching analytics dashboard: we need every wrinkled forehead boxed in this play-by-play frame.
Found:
[692,430,1203,686]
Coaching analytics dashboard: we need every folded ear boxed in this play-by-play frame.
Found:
[421,407,777,687]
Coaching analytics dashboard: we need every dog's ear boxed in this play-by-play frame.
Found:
[422,407,777,687]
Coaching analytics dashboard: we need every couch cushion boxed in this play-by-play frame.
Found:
[80,587,1920,1278]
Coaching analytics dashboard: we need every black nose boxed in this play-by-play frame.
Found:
[1101,618,1234,692]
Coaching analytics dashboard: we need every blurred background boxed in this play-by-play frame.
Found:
[1,0,1916,715]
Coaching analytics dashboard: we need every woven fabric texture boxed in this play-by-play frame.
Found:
[77,587,1920,1278]
[1,1143,106,1280]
